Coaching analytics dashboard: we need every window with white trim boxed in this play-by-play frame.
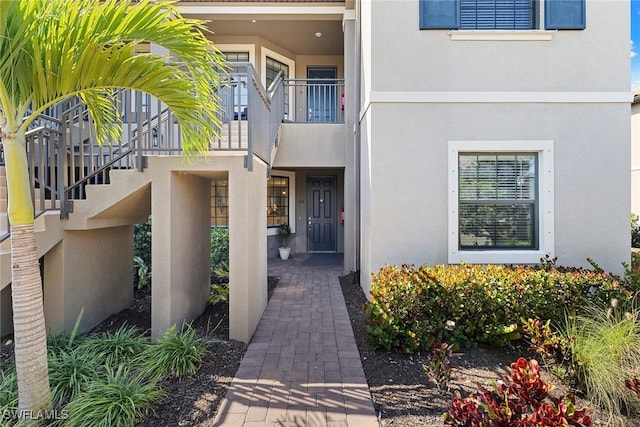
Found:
[419,0,586,30]
[267,176,290,228]
[448,141,554,264]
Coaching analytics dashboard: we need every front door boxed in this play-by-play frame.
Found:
[307,176,337,252]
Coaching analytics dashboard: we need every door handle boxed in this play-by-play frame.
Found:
[308,217,312,231]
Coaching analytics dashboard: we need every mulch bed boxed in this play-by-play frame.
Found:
[3,272,640,426]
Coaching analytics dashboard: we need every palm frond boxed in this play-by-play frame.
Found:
[0,0,226,155]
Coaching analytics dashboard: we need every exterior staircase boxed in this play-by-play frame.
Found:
[0,65,284,339]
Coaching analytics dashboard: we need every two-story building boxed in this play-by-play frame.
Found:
[0,0,631,343]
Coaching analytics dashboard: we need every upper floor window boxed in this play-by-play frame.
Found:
[266,56,289,87]
[419,0,585,30]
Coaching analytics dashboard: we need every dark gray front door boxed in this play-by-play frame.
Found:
[307,176,337,252]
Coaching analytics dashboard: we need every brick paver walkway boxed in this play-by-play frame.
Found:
[213,256,379,426]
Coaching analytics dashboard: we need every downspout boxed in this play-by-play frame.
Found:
[354,0,362,284]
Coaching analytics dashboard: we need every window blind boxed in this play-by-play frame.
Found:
[458,153,537,249]
[459,0,533,30]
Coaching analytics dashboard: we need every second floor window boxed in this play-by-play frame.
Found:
[460,0,533,30]
[419,0,585,30]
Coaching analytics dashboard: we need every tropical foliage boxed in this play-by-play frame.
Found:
[364,260,628,352]
[0,0,224,415]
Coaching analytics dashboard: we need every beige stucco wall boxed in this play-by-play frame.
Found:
[342,15,357,273]
[275,124,345,167]
[43,226,134,334]
[366,1,629,92]
[229,159,268,343]
[359,102,630,295]
[632,102,640,216]
[147,154,267,343]
[356,0,630,296]
[151,168,211,338]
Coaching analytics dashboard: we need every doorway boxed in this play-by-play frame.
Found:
[307,67,337,123]
[307,176,337,252]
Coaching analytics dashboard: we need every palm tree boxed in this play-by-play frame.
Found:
[0,0,225,416]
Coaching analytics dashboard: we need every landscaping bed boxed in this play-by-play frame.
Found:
[339,271,640,426]
[3,264,640,426]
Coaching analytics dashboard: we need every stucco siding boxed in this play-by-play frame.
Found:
[360,101,630,292]
[632,102,640,216]
[367,0,629,92]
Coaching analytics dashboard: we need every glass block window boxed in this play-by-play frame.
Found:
[267,176,289,228]
[211,179,228,227]
[458,153,537,249]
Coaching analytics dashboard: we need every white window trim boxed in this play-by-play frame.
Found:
[261,47,296,118]
[446,0,551,39]
[447,30,554,41]
[216,44,256,66]
[267,169,296,236]
[260,47,295,87]
[448,140,554,264]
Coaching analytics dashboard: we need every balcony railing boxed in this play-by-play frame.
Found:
[285,78,345,124]
[0,65,345,240]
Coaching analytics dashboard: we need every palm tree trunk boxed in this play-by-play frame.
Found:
[3,133,52,415]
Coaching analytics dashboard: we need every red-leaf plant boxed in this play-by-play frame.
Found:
[443,358,591,426]
[625,377,640,399]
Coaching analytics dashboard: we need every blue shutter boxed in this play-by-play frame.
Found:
[545,0,585,29]
[419,0,460,29]
[460,0,533,30]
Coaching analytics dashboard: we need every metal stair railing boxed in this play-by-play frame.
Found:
[0,62,287,239]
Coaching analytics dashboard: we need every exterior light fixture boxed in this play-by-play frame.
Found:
[315,32,322,38]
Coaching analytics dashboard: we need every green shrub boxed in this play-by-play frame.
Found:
[48,348,101,407]
[134,216,152,268]
[211,227,229,282]
[564,302,640,420]
[209,283,230,306]
[133,256,151,289]
[47,308,85,354]
[64,365,162,427]
[632,214,640,249]
[364,262,625,352]
[134,216,152,288]
[138,324,210,381]
[0,367,17,425]
[76,325,148,368]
